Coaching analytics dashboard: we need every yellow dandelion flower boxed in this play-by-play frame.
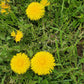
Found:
[26,2,45,20]
[0,9,7,14]
[0,1,10,14]
[10,53,30,74]
[40,0,50,7]
[0,1,5,7]
[15,30,23,42]
[11,30,23,42]
[31,51,56,75]
[11,31,16,37]
[0,1,10,9]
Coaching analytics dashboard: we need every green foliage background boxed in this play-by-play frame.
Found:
[0,0,84,84]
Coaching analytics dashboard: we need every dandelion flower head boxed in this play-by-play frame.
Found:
[15,30,23,42]
[26,2,45,20]
[0,1,10,9]
[31,51,56,75]
[1,9,6,14]
[10,53,30,74]
[11,30,23,42]
[0,1,10,14]
[11,31,16,37]
[40,0,50,7]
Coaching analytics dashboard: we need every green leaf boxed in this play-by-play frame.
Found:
[1,75,6,84]
[79,58,84,63]
[0,32,5,40]
[28,80,37,84]
[0,57,3,63]
[41,79,48,84]
[28,50,33,57]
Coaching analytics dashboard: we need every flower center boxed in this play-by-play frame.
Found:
[39,59,46,65]
[17,59,24,67]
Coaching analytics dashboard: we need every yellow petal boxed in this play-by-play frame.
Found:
[0,9,6,13]
[15,30,23,42]
[11,31,16,37]
[40,0,50,7]
[0,1,5,7]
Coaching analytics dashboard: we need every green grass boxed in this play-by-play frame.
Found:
[0,0,84,84]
